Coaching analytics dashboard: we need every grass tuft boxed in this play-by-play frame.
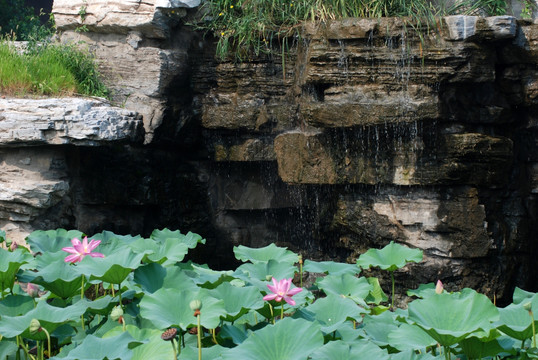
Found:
[0,39,109,98]
[194,0,510,61]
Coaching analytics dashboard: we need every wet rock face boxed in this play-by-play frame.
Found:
[192,16,538,299]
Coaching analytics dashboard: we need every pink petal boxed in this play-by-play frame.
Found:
[283,296,296,306]
[87,239,101,252]
[62,246,79,254]
[89,252,104,258]
[64,254,82,263]
[82,237,89,248]
[267,284,278,294]
[71,238,82,247]
[263,294,278,301]
[283,278,292,292]
[287,287,303,296]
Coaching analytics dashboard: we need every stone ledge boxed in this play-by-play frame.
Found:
[0,97,144,146]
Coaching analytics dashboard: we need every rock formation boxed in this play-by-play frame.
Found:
[0,0,536,302]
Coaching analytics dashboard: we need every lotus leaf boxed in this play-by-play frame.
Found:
[0,300,86,340]
[303,260,359,276]
[233,243,298,264]
[316,274,372,306]
[0,248,33,293]
[234,259,296,283]
[221,317,324,360]
[57,332,141,360]
[140,288,226,330]
[150,228,205,248]
[357,241,423,271]
[133,262,166,293]
[408,288,499,346]
[74,247,146,284]
[496,303,536,340]
[295,294,366,333]
[309,339,390,360]
[388,323,437,351]
[208,282,264,321]
[26,229,84,254]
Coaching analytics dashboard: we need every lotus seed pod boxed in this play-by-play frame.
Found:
[524,302,532,311]
[161,328,178,341]
[190,299,202,311]
[29,319,41,334]
[110,306,124,321]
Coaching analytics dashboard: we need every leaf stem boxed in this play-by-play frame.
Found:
[41,326,51,360]
[170,338,177,360]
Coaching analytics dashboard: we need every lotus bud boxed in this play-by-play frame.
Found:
[190,299,202,312]
[9,242,18,251]
[524,302,532,312]
[29,319,41,334]
[24,283,40,298]
[265,275,273,281]
[110,306,124,321]
[435,280,443,294]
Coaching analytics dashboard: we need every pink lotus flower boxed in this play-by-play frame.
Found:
[263,277,303,306]
[435,280,444,294]
[21,282,42,298]
[62,237,104,263]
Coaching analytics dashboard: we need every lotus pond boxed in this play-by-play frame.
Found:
[0,228,537,359]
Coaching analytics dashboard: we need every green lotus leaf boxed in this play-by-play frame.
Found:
[0,341,18,359]
[0,300,86,340]
[362,311,400,346]
[459,336,506,359]
[26,229,84,254]
[220,324,249,345]
[75,247,146,284]
[295,294,366,333]
[316,274,372,306]
[234,259,296,282]
[22,252,82,299]
[160,266,200,292]
[303,260,359,276]
[90,230,143,246]
[140,288,226,330]
[233,243,298,264]
[73,296,116,316]
[388,323,437,351]
[496,303,535,340]
[133,262,166,293]
[364,277,388,305]
[0,248,33,292]
[513,287,535,305]
[178,344,226,360]
[208,282,264,321]
[150,228,206,249]
[221,317,323,360]
[0,294,34,316]
[0,230,5,243]
[390,350,440,360]
[177,262,234,287]
[131,330,175,360]
[408,288,499,346]
[407,283,436,298]
[58,332,141,360]
[309,339,390,360]
[357,241,423,271]
[130,237,189,265]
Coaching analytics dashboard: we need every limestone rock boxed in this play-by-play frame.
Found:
[0,98,143,146]
[53,0,197,38]
[274,130,512,186]
[444,16,478,40]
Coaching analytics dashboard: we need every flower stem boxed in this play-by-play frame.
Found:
[390,271,395,310]
[281,302,284,320]
[269,303,275,324]
[531,309,536,348]
[299,255,303,288]
[118,282,122,307]
[211,328,218,344]
[41,326,51,359]
[196,313,202,360]
[81,275,85,300]
[111,283,115,297]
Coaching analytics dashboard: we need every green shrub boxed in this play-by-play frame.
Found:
[0,0,53,41]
